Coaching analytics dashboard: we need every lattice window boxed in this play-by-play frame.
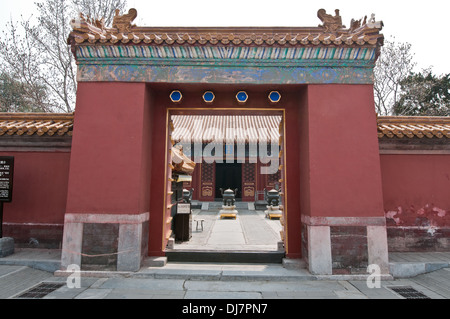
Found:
[267,170,281,184]
[243,163,255,182]
[201,162,214,182]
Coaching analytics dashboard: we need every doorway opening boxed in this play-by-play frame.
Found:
[164,109,286,262]
[215,163,242,200]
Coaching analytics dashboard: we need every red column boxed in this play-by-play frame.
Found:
[284,100,302,259]
[305,84,384,218]
[299,84,388,274]
[66,82,152,214]
[62,82,153,270]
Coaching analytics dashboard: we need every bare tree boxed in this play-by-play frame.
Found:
[0,17,53,112]
[374,38,417,115]
[394,68,450,116]
[0,71,47,112]
[0,0,127,113]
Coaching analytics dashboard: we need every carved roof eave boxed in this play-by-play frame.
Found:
[67,8,385,67]
[67,8,384,53]
[377,116,450,139]
[68,25,384,49]
[0,113,74,137]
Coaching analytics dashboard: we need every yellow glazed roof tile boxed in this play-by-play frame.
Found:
[0,113,74,137]
[377,116,450,139]
[0,113,448,139]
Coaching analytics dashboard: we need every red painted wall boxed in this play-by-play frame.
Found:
[0,151,70,247]
[66,82,152,215]
[4,82,449,254]
[302,85,385,218]
[0,152,70,224]
[380,154,450,227]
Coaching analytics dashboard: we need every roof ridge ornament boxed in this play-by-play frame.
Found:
[70,12,108,37]
[318,8,383,36]
[317,9,345,33]
[349,13,384,34]
[112,8,137,34]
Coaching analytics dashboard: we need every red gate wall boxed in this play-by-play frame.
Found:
[61,82,384,259]
[1,85,449,259]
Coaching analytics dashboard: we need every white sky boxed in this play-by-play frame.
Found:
[1,0,449,74]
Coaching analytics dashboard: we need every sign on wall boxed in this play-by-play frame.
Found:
[177,203,191,215]
[0,157,14,202]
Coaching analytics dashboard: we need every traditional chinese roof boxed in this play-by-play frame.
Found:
[68,8,385,85]
[377,116,450,139]
[0,113,74,137]
[68,8,384,50]
[171,115,282,144]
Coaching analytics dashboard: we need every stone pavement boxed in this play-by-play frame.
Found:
[172,205,282,251]
[0,249,450,300]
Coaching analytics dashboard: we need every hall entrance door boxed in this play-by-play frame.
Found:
[214,162,242,200]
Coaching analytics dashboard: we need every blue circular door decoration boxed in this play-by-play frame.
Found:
[170,90,182,103]
[236,91,248,104]
[268,91,281,103]
[203,91,215,103]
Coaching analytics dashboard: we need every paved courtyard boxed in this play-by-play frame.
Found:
[172,203,283,251]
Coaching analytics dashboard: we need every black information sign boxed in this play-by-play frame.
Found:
[0,157,13,238]
[0,157,14,202]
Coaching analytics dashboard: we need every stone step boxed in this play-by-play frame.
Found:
[254,200,268,210]
[165,249,285,263]
[208,201,250,209]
